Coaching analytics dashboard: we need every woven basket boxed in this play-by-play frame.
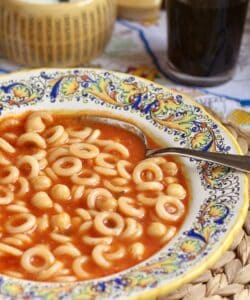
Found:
[0,0,116,67]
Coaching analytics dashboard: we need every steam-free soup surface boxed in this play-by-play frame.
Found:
[0,111,189,282]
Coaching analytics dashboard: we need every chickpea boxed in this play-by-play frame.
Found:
[51,184,71,202]
[129,242,145,260]
[164,176,178,185]
[31,192,53,209]
[163,162,178,176]
[51,212,71,232]
[147,222,166,238]
[96,198,117,211]
[32,176,52,191]
[166,183,186,200]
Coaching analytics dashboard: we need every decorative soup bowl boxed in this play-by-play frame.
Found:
[0,69,248,300]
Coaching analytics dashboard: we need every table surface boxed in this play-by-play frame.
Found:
[0,10,249,121]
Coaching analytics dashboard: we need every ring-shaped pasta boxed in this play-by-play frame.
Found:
[82,236,113,246]
[2,236,23,247]
[79,220,93,233]
[160,225,177,244]
[95,153,117,169]
[94,139,113,147]
[155,196,185,222]
[103,178,131,193]
[2,133,18,144]
[53,276,77,282]
[121,218,137,239]
[0,138,15,153]
[4,271,23,279]
[94,212,125,236]
[0,166,19,184]
[117,160,132,180]
[68,127,92,140]
[122,219,143,240]
[20,245,55,273]
[94,166,118,177]
[52,156,82,177]
[50,233,72,243]
[14,234,32,244]
[6,204,29,213]
[137,192,162,207]
[144,157,167,165]
[0,151,11,166]
[72,256,91,278]
[45,167,59,181]
[86,129,101,143]
[87,188,113,209]
[70,143,99,159]
[118,197,145,218]
[92,244,111,269]
[44,125,64,144]
[105,245,126,261]
[0,118,20,131]
[17,133,46,149]
[68,138,82,144]
[52,131,69,146]
[54,244,81,257]
[71,185,85,200]
[133,161,163,184]
[37,215,49,232]
[37,261,63,280]
[17,155,40,179]
[71,170,100,186]
[25,111,53,133]
[0,186,13,205]
[31,149,47,161]
[5,213,36,234]
[103,142,129,159]
[0,242,23,256]
[38,158,48,170]
[136,182,164,192]
[75,208,92,221]
[48,148,69,163]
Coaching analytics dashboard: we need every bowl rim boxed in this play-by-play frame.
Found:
[0,67,248,300]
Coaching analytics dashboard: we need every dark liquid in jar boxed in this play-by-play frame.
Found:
[167,0,249,77]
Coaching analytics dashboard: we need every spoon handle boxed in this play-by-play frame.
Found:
[146,148,250,173]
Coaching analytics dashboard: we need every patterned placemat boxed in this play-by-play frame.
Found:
[159,108,250,300]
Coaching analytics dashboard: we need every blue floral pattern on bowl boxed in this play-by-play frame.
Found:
[0,69,247,300]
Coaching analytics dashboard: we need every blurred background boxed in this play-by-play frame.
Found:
[0,0,249,121]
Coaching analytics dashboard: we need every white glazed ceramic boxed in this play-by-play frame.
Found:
[0,68,248,300]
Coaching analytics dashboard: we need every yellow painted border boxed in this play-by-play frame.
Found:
[0,68,248,300]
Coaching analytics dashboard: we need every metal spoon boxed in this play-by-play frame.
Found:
[82,116,250,173]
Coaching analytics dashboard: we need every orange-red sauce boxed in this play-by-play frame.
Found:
[0,111,189,281]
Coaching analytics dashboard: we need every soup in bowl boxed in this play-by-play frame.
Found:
[0,69,247,300]
[0,110,189,282]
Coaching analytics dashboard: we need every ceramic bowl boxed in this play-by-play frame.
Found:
[0,68,248,300]
[0,0,116,67]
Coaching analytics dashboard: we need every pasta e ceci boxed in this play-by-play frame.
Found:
[0,111,189,282]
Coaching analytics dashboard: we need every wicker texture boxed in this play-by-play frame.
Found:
[158,108,250,300]
[0,0,116,67]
